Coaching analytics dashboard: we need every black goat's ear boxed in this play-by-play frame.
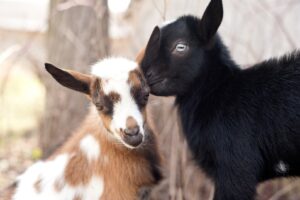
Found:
[198,0,223,43]
[45,63,92,95]
[144,26,161,58]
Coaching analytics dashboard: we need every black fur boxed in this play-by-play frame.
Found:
[140,0,300,199]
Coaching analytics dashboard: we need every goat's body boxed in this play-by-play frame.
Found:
[8,107,160,200]
[176,41,300,199]
[1,57,161,200]
[140,0,300,198]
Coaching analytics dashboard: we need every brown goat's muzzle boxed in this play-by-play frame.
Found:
[121,126,144,148]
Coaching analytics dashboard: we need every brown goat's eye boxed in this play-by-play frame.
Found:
[144,93,149,101]
[94,95,113,115]
[95,102,104,111]
[98,105,104,111]
[96,104,111,115]
[131,86,149,108]
[140,90,150,107]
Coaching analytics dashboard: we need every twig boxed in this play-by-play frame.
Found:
[0,33,39,96]
[151,0,166,21]
[57,0,94,11]
[255,0,297,49]
[0,45,21,65]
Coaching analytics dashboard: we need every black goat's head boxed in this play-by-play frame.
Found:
[141,0,223,96]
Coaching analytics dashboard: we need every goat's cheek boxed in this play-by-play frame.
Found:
[142,109,147,125]
[108,118,121,138]
[100,114,114,131]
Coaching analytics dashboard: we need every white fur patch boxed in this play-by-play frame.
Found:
[91,57,137,80]
[13,154,69,200]
[80,134,100,161]
[275,160,289,173]
[91,57,145,148]
[82,177,104,200]
[13,154,105,200]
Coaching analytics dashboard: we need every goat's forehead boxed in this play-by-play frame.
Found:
[91,57,143,100]
[102,79,130,95]
[91,57,138,81]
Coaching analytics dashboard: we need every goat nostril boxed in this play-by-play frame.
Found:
[124,127,140,136]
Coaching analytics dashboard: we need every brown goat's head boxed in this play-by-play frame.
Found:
[45,58,150,149]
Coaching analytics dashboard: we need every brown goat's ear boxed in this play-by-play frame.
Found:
[45,63,92,95]
[198,0,223,43]
[135,48,145,64]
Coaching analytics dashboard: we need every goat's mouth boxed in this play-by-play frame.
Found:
[148,79,172,96]
[120,132,144,148]
[148,78,164,87]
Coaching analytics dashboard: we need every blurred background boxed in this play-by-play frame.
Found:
[0,0,300,199]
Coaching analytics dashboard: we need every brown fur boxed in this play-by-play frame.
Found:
[5,63,161,200]
[108,91,121,103]
[129,69,142,89]
[99,113,112,133]
[64,151,94,186]
[53,108,161,199]
[128,69,150,114]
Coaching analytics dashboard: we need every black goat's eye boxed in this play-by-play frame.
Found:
[172,42,189,55]
[176,43,187,52]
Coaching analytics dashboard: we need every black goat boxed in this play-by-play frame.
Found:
[140,0,300,199]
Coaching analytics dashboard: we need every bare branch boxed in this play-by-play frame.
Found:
[255,0,297,49]
[57,0,94,11]
[151,0,166,21]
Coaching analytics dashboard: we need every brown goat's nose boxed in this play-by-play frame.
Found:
[126,116,138,129]
[125,116,139,136]
[124,126,140,136]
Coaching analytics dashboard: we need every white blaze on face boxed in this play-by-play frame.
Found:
[91,57,145,148]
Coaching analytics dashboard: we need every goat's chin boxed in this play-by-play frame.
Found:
[122,134,144,149]
[121,140,142,149]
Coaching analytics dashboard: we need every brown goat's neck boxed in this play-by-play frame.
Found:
[49,106,161,199]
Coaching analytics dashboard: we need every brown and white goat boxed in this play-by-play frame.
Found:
[3,57,162,200]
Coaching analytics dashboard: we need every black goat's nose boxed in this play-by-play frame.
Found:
[124,126,140,136]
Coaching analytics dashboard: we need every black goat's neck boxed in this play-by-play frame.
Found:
[176,35,238,105]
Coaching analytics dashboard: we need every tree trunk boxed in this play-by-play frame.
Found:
[40,0,109,158]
